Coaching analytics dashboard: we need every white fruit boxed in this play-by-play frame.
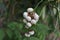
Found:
[26,22,32,27]
[26,16,31,21]
[25,25,29,29]
[23,19,27,23]
[23,12,28,18]
[34,13,39,20]
[31,19,37,24]
[29,31,35,35]
[25,33,30,37]
[27,8,34,12]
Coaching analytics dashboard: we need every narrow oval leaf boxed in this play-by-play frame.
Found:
[0,29,5,40]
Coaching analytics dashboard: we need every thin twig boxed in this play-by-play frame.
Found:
[34,0,43,10]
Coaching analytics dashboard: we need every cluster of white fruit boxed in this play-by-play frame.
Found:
[25,30,35,37]
[23,8,39,37]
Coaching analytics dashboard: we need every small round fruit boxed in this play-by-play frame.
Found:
[29,30,35,35]
[34,13,39,20]
[25,33,30,37]
[26,22,32,27]
[23,12,28,18]
[25,25,29,29]
[31,19,37,24]
[23,19,27,23]
[27,8,34,12]
[26,16,31,21]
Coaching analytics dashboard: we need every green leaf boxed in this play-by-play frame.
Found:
[18,23,23,30]
[39,32,46,40]
[53,8,57,15]
[8,22,24,30]
[36,7,41,15]
[30,23,48,40]
[59,12,60,19]
[40,6,46,20]
[8,22,18,30]
[6,29,12,38]
[36,23,48,32]
[14,30,22,40]
[0,29,5,40]
[23,37,39,40]
[29,37,39,40]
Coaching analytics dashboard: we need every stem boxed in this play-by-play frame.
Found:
[34,0,43,10]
